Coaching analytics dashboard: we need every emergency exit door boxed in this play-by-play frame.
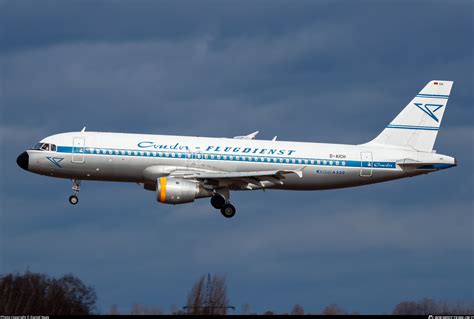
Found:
[360,151,373,177]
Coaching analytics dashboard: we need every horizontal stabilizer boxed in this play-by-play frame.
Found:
[396,159,456,170]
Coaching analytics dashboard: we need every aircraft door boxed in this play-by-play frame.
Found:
[360,151,373,177]
[72,137,86,163]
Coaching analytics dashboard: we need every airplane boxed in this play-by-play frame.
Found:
[16,80,456,218]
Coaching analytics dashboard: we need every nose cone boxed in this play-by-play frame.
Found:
[16,151,29,171]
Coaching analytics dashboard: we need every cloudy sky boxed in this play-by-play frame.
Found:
[1,0,472,314]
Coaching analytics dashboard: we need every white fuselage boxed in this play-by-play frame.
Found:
[24,131,456,191]
[15,80,457,217]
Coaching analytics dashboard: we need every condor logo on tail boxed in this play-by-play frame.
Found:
[414,103,444,122]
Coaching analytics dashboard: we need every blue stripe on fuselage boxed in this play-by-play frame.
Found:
[56,146,397,169]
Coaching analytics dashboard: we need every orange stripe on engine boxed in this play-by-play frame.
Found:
[159,177,167,203]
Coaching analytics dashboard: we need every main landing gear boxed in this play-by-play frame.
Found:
[220,203,236,218]
[69,179,81,205]
[210,193,236,218]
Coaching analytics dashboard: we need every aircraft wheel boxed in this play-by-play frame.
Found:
[220,204,236,218]
[210,195,226,209]
[69,195,79,205]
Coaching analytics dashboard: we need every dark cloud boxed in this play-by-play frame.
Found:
[1,0,472,314]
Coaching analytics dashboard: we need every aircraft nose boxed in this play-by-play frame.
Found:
[16,151,29,171]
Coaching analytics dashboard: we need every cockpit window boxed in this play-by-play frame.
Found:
[32,143,56,151]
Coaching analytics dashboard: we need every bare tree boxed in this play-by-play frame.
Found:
[321,303,346,315]
[185,273,230,315]
[130,303,141,315]
[109,304,120,315]
[130,303,163,315]
[186,275,205,315]
[393,298,474,315]
[291,304,305,315]
[170,304,186,315]
[392,298,443,315]
[0,271,96,315]
[392,301,417,315]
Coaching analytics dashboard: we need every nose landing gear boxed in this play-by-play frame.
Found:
[69,195,79,205]
[69,179,81,205]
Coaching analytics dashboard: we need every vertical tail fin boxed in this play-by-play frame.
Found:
[367,80,453,151]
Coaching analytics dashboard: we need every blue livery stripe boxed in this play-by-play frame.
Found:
[57,146,74,153]
[416,94,449,99]
[55,146,398,169]
[387,124,439,131]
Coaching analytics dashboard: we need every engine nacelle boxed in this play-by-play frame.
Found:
[156,177,212,204]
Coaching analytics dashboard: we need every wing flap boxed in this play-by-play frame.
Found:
[143,165,305,190]
[170,168,304,180]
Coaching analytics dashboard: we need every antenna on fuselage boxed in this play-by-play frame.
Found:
[81,126,86,132]
[272,136,277,141]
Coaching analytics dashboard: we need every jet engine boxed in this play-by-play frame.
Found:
[156,177,212,204]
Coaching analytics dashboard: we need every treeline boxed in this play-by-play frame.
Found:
[1,271,473,315]
[113,300,474,316]
[0,271,96,315]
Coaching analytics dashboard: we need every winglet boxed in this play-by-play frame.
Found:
[233,131,259,140]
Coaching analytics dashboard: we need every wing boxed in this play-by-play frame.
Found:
[169,167,304,190]
[143,164,305,190]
